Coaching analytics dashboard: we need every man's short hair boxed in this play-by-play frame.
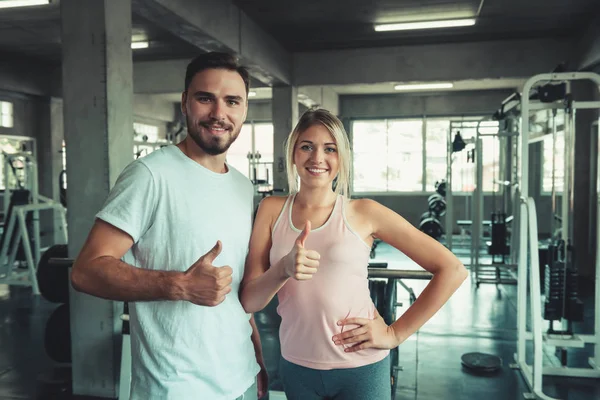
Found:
[184,52,250,94]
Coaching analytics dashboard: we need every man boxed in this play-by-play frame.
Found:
[71,52,268,400]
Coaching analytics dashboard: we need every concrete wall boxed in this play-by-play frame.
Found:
[340,90,515,119]
[246,100,317,122]
[247,100,272,121]
[133,94,177,124]
[293,38,572,87]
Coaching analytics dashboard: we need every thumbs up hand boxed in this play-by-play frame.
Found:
[182,240,233,306]
[284,221,320,281]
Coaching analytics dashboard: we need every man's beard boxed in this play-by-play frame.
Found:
[186,116,240,156]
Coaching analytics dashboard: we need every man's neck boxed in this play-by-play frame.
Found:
[176,139,228,174]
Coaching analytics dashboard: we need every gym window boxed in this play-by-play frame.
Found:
[0,135,35,190]
[351,117,500,194]
[540,110,565,194]
[227,122,273,186]
[352,119,423,192]
[0,101,14,128]
[133,122,159,143]
[133,122,162,159]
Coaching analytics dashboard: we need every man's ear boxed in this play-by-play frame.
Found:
[180,91,187,116]
[242,97,248,122]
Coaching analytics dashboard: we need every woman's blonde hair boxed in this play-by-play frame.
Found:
[284,108,351,198]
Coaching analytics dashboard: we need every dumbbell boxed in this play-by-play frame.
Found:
[428,194,446,217]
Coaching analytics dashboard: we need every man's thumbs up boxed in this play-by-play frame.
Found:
[200,240,222,264]
[182,240,233,307]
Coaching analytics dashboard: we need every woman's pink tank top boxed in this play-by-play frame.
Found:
[270,194,389,370]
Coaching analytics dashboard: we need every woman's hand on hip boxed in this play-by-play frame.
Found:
[332,309,402,352]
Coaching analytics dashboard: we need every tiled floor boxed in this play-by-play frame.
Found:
[1,242,599,399]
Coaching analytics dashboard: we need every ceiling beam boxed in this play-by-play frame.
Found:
[293,38,574,86]
[132,0,291,86]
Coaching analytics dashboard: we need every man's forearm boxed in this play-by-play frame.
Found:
[71,255,185,302]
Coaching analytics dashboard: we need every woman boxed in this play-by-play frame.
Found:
[240,108,467,400]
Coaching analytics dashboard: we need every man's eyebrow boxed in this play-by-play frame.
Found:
[192,91,244,102]
[225,95,244,102]
[192,91,215,98]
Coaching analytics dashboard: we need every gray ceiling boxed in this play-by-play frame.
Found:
[233,0,598,51]
[0,1,200,63]
[0,0,597,63]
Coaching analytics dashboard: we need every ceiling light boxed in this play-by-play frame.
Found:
[375,18,476,32]
[131,41,149,49]
[0,0,50,8]
[394,82,454,91]
[248,91,257,97]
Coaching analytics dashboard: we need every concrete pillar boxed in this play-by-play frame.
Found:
[272,86,297,192]
[321,87,339,115]
[298,86,339,115]
[61,0,133,397]
[36,97,65,246]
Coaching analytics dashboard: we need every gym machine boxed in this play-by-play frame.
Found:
[418,180,447,241]
[445,119,518,286]
[0,152,68,294]
[367,263,433,398]
[513,72,600,400]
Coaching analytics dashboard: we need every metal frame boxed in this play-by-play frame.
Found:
[0,152,68,294]
[0,202,68,294]
[445,121,518,284]
[514,72,600,400]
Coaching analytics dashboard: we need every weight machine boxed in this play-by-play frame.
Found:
[444,119,518,286]
[247,150,274,195]
[0,152,68,294]
[513,72,600,400]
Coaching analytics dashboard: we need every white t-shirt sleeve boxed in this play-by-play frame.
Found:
[96,160,157,243]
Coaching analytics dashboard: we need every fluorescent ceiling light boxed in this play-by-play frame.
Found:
[131,41,149,49]
[0,0,50,8]
[394,82,454,91]
[248,91,257,97]
[375,18,476,32]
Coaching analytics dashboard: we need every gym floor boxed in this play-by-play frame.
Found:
[1,242,599,399]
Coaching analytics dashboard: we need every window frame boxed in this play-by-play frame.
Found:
[349,115,501,195]
[226,119,274,186]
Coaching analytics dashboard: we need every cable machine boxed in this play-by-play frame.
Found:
[514,72,600,400]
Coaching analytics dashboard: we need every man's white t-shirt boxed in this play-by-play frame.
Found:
[96,145,259,400]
